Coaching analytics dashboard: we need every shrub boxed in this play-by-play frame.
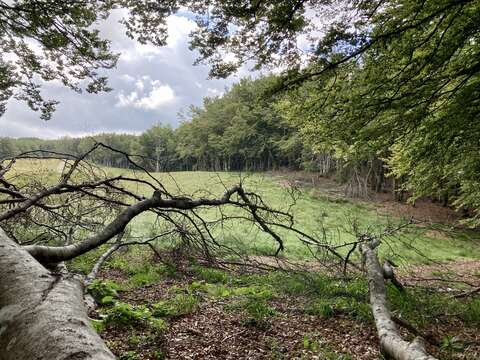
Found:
[105,302,151,328]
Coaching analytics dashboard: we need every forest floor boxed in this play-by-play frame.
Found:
[93,258,480,360]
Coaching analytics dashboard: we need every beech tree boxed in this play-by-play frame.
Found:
[0,144,292,359]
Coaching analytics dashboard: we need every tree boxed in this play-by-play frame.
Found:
[0,144,290,359]
[0,137,17,158]
[0,0,178,119]
[140,124,176,172]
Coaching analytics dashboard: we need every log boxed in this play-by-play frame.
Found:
[0,227,115,360]
[360,243,437,360]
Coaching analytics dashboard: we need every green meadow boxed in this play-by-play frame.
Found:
[10,159,480,264]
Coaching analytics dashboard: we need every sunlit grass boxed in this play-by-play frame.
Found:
[7,159,480,263]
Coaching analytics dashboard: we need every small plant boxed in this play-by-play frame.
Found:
[267,337,286,359]
[90,319,106,333]
[302,334,320,352]
[440,335,464,353]
[305,300,334,318]
[152,294,199,317]
[150,318,168,333]
[87,279,121,304]
[192,266,228,283]
[152,350,166,360]
[119,351,140,360]
[105,302,151,328]
[126,263,163,288]
[462,297,480,326]
[240,297,277,328]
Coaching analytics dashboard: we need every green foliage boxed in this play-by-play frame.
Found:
[239,296,277,328]
[152,350,166,360]
[387,285,480,328]
[105,302,152,328]
[87,279,121,304]
[440,335,464,354]
[119,351,140,360]
[127,268,162,288]
[152,294,199,318]
[304,300,334,318]
[191,266,229,284]
[90,319,106,333]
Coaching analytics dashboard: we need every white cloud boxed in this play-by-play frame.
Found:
[136,83,175,110]
[116,77,176,111]
[166,15,197,48]
[120,74,135,82]
[135,79,145,91]
[206,88,223,97]
[116,91,138,107]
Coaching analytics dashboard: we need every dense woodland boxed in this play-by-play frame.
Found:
[2,48,480,224]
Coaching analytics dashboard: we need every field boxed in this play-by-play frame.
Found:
[14,158,479,263]
[7,159,480,359]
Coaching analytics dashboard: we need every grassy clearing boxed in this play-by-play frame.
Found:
[8,159,480,263]
[11,159,477,358]
[105,168,480,263]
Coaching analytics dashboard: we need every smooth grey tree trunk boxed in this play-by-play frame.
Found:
[360,243,437,360]
[0,228,115,360]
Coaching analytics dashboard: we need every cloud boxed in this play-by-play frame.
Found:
[116,77,176,111]
[1,11,251,139]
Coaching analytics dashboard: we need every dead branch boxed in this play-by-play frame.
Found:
[360,240,437,360]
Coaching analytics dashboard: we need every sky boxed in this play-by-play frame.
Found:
[0,11,252,139]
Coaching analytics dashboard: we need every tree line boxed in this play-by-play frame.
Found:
[1,0,479,226]
[2,57,479,226]
[0,77,306,173]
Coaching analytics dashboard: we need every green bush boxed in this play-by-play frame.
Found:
[305,300,335,318]
[238,297,277,328]
[105,302,151,328]
[103,301,169,335]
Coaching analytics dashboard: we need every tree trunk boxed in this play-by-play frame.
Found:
[0,228,115,360]
[360,243,437,360]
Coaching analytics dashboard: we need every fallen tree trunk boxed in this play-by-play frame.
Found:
[360,242,437,360]
[0,228,115,360]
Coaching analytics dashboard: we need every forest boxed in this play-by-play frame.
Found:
[1,1,479,360]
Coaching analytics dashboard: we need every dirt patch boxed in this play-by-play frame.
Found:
[373,193,462,225]
[165,297,378,360]
[401,260,480,290]
[271,172,465,225]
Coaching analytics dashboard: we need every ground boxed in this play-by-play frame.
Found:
[92,258,479,360]
[7,160,480,359]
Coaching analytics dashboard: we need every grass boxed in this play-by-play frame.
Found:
[11,160,476,358]
[104,168,480,263]
[6,159,480,263]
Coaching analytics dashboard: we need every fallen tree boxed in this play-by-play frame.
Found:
[0,145,440,360]
[360,238,437,360]
[0,227,115,360]
[0,145,291,359]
